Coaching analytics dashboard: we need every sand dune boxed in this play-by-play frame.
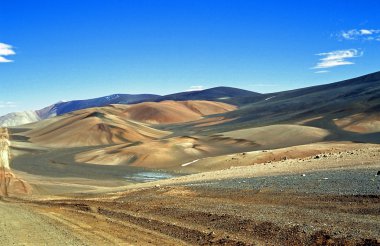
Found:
[334,113,380,133]
[17,100,236,147]
[13,121,332,174]
[24,109,170,147]
[75,136,256,168]
[219,124,330,149]
[75,137,206,167]
[192,116,238,127]
[117,100,237,124]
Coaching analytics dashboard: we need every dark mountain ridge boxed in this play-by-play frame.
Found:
[51,94,161,116]
[152,86,261,103]
[182,71,380,138]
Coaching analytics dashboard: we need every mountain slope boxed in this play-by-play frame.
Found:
[1,87,252,127]
[180,71,380,137]
[3,71,379,131]
[17,100,237,147]
[23,108,171,147]
[117,100,237,124]
[0,111,41,127]
[152,87,261,103]
[53,94,160,115]
[0,94,160,127]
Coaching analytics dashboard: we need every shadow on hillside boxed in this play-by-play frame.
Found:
[304,116,380,144]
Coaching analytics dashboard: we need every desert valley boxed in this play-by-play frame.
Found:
[0,71,379,245]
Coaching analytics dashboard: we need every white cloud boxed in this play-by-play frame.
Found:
[314,70,329,74]
[339,29,380,41]
[186,85,204,92]
[360,29,373,35]
[313,49,362,69]
[0,43,15,63]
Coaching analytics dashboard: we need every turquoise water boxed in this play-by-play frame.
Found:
[125,171,175,182]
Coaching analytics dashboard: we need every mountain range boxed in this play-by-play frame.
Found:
[0,87,256,127]
[2,71,380,130]
[6,70,379,172]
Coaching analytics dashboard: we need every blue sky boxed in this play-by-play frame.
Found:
[1,0,380,114]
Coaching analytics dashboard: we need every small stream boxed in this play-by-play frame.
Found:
[125,171,176,182]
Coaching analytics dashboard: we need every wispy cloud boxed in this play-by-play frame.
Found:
[186,85,204,92]
[314,70,330,74]
[313,49,363,70]
[0,43,15,63]
[339,29,380,41]
[0,101,17,108]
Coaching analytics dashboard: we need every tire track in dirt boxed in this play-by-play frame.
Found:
[0,201,89,245]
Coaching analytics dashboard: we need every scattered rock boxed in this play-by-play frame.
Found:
[155,184,160,188]
[301,174,306,177]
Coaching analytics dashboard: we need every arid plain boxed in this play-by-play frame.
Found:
[1,72,380,245]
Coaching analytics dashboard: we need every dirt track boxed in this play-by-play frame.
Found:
[8,183,379,246]
[1,199,187,245]
[0,201,89,245]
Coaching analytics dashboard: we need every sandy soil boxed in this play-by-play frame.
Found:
[75,135,256,167]
[22,109,170,147]
[220,124,330,149]
[118,100,237,124]
[12,100,236,148]
[334,113,380,133]
[69,123,352,168]
[174,142,379,173]
[192,116,238,127]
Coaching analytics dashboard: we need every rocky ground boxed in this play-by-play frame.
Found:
[1,143,378,245]
[8,179,379,245]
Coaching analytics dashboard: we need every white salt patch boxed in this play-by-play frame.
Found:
[181,159,200,167]
[265,96,276,101]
